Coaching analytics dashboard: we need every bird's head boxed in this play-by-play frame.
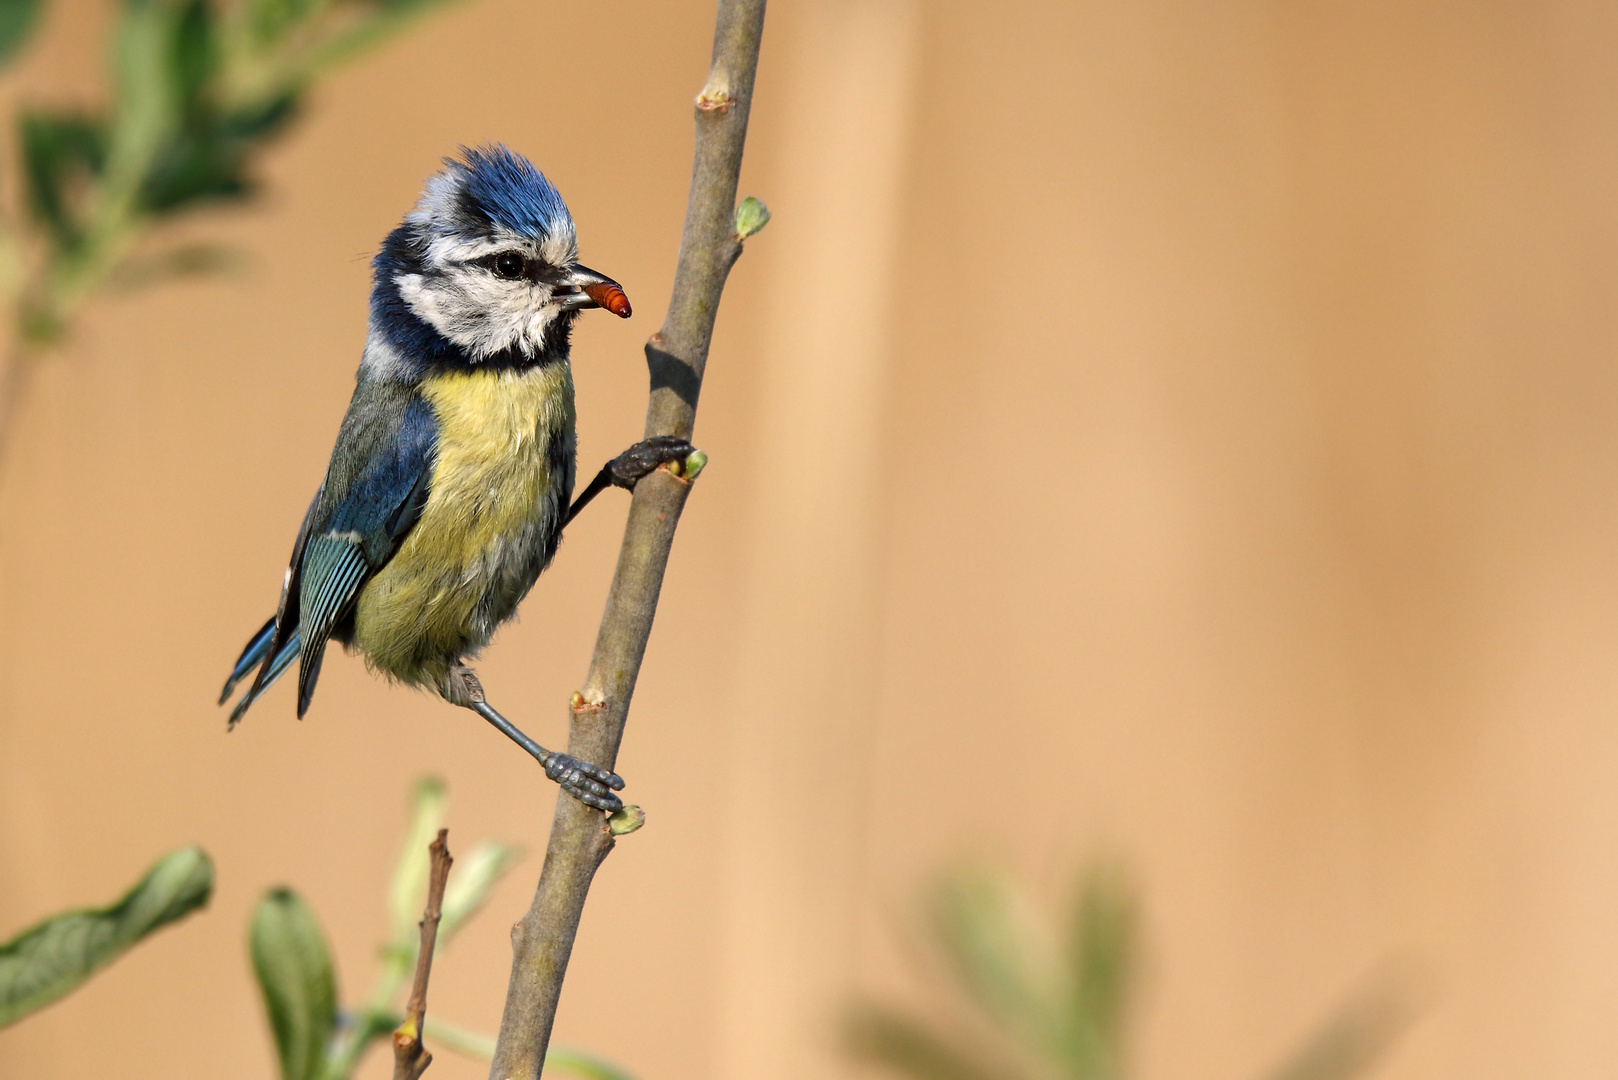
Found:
[369,145,629,372]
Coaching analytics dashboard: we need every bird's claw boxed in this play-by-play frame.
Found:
[544,752,626,813]
[606,436,697,490]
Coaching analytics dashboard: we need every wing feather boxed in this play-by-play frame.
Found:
[295,535,371,716]
[224,385,438,723]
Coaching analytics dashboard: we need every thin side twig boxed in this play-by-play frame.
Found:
[487,2,767,1077]
[394,829,454,1080]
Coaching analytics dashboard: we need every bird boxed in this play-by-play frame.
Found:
[218,145,693,812]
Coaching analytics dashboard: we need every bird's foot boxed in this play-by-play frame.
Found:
[605,436,697,489]
[542,752,626,813]
[467,695,626,813]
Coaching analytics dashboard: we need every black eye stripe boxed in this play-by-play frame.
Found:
[468,252,568,286]
[469,251,531,280]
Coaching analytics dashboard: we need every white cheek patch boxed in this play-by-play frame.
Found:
[397,183,582,362]
[396,269,562,361]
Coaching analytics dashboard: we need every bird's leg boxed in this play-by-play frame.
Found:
[563,435,697,527]
[443,664,625,812]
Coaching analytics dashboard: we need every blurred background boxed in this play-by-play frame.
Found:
[4,0,1618,1077]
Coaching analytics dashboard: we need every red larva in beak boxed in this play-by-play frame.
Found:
[583,282,632,318]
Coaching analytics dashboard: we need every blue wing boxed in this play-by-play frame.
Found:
[224,387,437,724]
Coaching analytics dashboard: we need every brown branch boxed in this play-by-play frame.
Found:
[394,829,454,1080]
[486,2,767,1077]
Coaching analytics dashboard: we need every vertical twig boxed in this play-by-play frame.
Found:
[487,2,767,1078]
[394,829,454,1080]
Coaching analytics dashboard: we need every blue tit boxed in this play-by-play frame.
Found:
[218,145,693,811]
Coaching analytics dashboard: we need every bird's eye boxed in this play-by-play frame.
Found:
[490,252,526,280]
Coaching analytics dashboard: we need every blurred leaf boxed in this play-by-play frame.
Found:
[19,111,107,247]
[244,0,317,46]
[0,846,214,1028]
[545,1045,638,1080]
[928,869,1049,1039]
[140,90,299,213]
[107,241,242,288]
[0,0,41,69]
[439,839,520,944]
[250,887,338,1080]
[1260,967,1422,1080]
[223,91,299,141]
[169,0,216,114]
[405,1017,632,1080]
[109,0,185,178]
[848,1004,1018,1080]
[1059,867,1134,1080]
[137,0,301,214]
[859,862,1421,1080]
[389,776,447,947]
[862,864,1137,1080]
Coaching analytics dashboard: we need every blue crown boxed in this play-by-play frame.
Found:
[456,144,571,240]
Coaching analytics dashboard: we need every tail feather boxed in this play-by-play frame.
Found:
[220,616,277,705]
[223,630,301,728]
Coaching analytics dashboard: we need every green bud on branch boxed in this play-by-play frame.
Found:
[683,449,708,481]
[607,806,646,836]
[734,195,770,239]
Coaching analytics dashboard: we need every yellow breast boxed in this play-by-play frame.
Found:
[353,363,576,689]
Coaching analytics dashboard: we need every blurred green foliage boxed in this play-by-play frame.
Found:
[0,846,214,1027]
[0,0,462,452]
[0,0,41,71]
[250,777,629,1080]
[7,0,458,342]
[849,863,1419,1080]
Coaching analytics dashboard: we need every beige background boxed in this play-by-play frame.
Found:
[5,0,1618,1077]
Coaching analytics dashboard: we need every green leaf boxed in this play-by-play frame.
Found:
[545,1045,638,1080]
[0,0,41,69]
[110,0,183,161]
[393,1017,632,1080]
[169,0,217,115]
[249,888,338,1080]
[1060,866,1135,1080]
[1259,968,1421,1080]
[928,869,1046,1038]
[847,1004,1017,1080]
[19,111,108,248]
[439,839,520,944]
[133,0,302,216]
[244,0,318,47]
[0,846,214,1028]
[138,91,299,214]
